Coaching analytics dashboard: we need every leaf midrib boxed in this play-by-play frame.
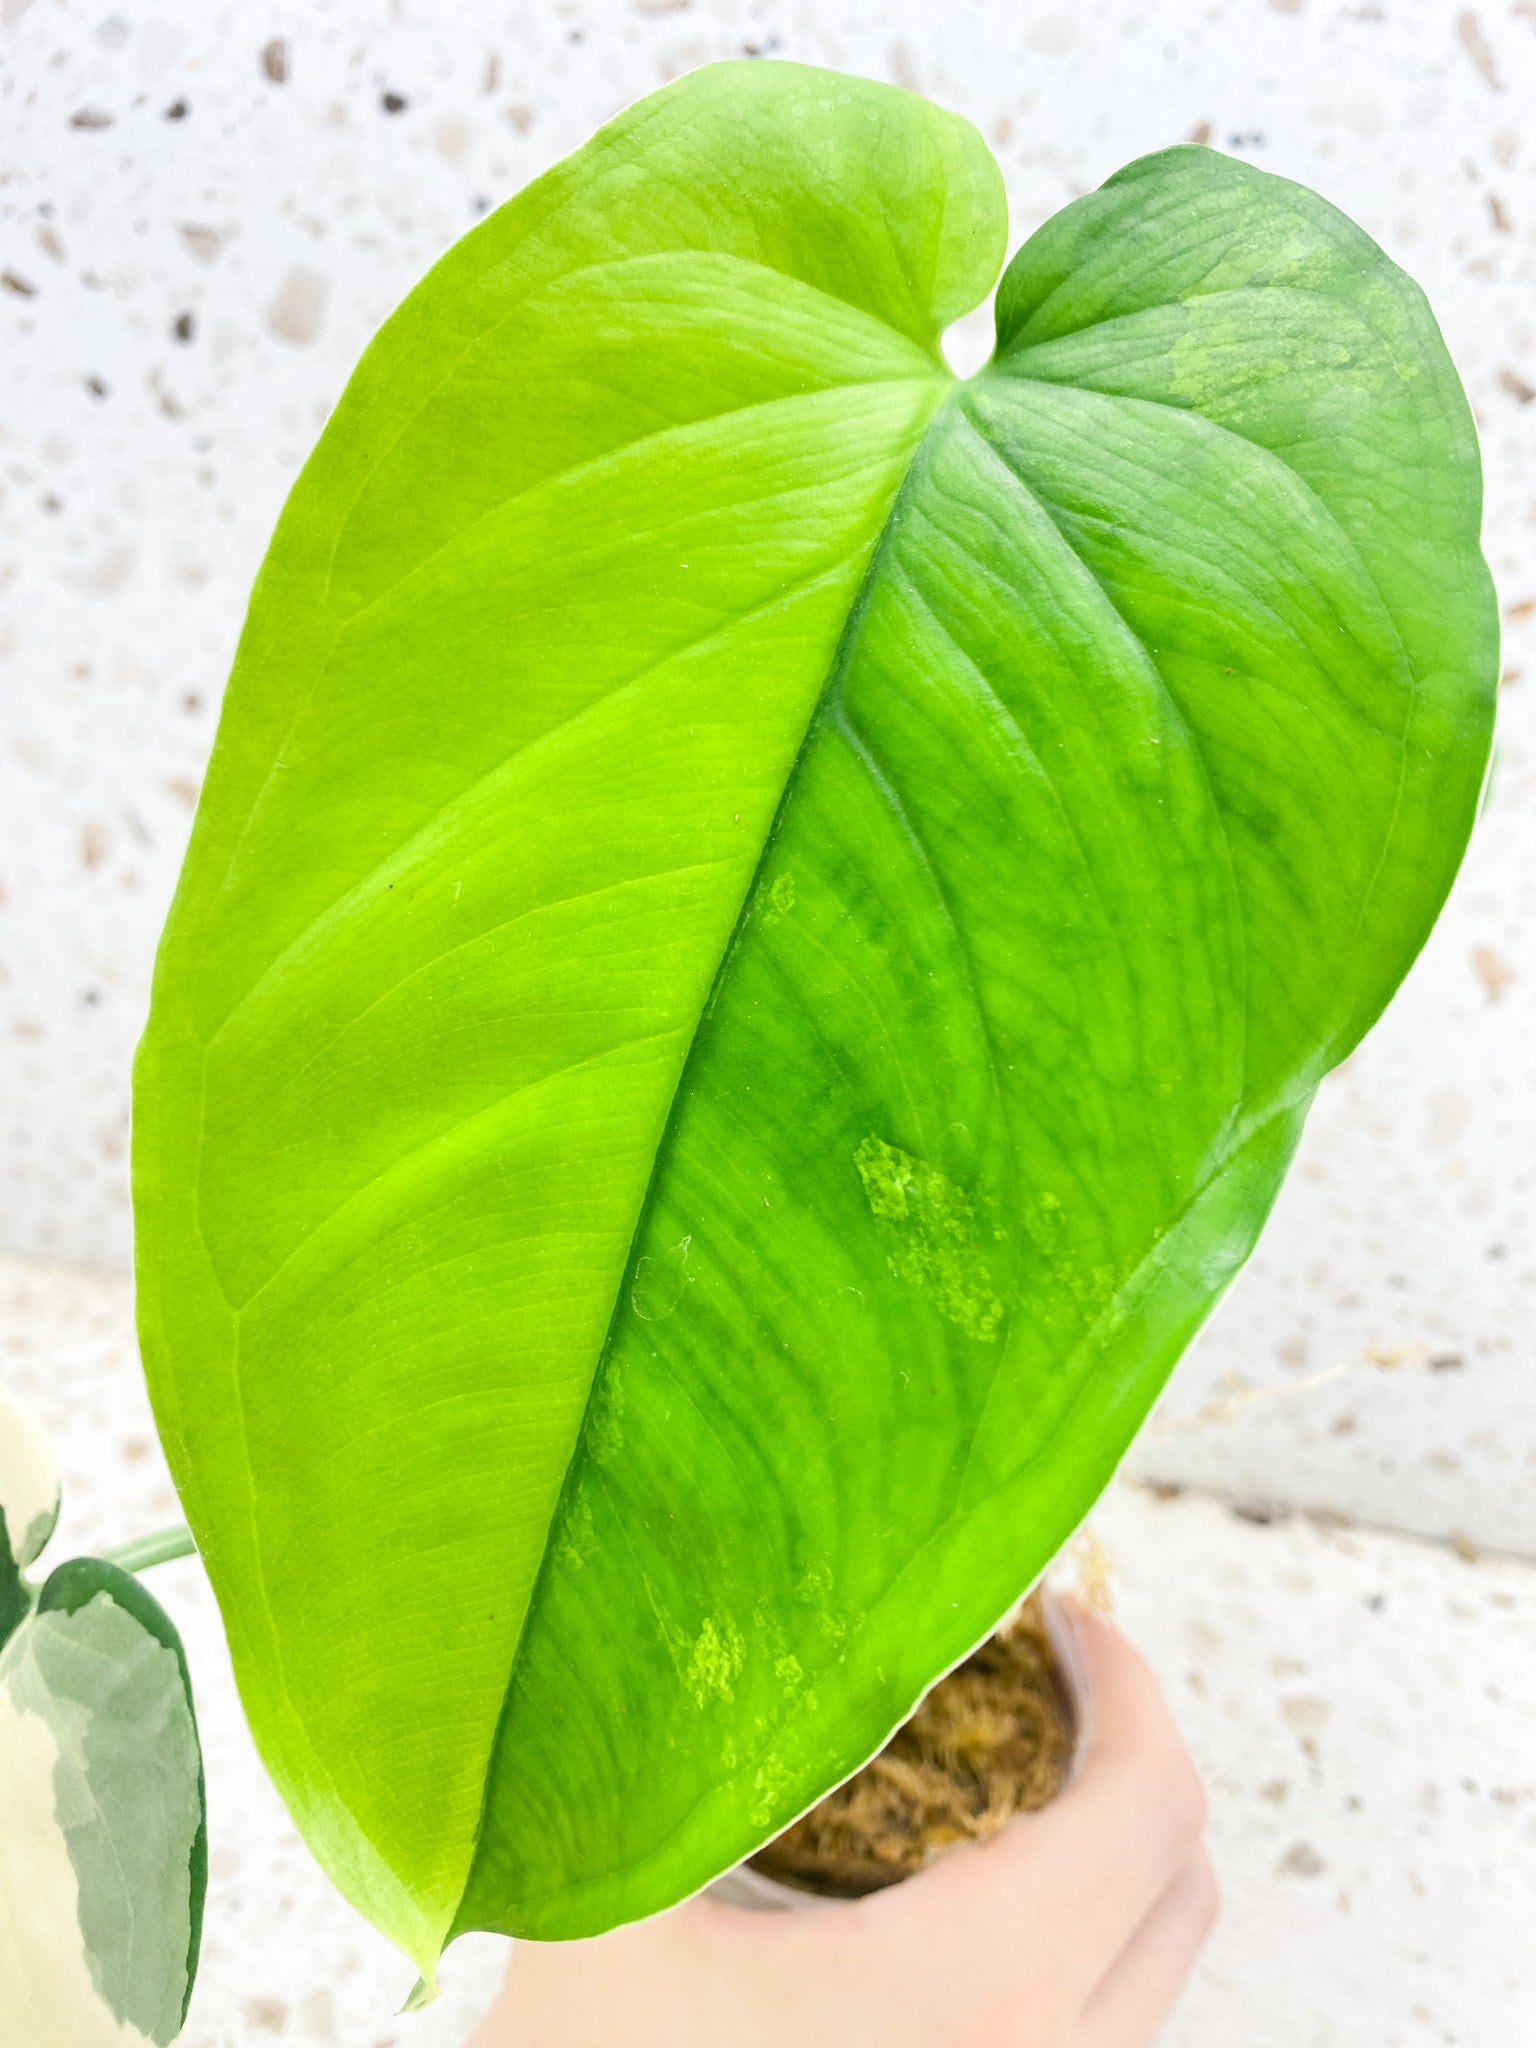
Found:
[449,371,966,1924]
[457,324,1354,1919]
[485,1088,1308,1919]
[194,379,944,1054]
[454,312,1352,1914]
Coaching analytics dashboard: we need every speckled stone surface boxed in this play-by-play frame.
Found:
[1,0,1532,1552]
[4,1254,1533,2046]
[1085,1484,1536,2048]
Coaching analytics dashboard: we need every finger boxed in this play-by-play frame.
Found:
[479,1903,788,2048]
[861,1600,1205,2022]
[1065,1600,1206,1823]
[1074,1847,1220,2048]
[1046,1602,1208,1924]
[946,1603,1206,1958]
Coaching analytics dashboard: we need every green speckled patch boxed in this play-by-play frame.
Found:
[854,1137,1005,1341]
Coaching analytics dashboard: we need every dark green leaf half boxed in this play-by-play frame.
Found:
[0,1559,206,2041]
[131,61,1495,1962]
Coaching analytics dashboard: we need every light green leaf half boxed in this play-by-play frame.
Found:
[0,1562,206,2047]
[132,61,1496,1962]
[0,1386,61,1574]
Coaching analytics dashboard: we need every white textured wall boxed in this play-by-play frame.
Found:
[2,0,1533,1549]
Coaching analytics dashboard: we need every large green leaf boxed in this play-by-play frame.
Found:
[0,1560,206,2046]
[132,61,1496,1964]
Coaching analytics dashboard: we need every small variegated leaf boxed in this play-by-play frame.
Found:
[0,1385,60,1573]
[0,1560,206,2048]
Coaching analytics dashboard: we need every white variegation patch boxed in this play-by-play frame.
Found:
[0,1679,157,2048]
[0,1587,202,2048]
[0,1386,60,1569]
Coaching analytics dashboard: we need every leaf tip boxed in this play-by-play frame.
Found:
[399,1971,439,2013]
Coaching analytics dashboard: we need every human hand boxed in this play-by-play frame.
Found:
[468,1601,1215,2048]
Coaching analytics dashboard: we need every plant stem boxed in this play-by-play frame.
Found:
[100,1524,196,1573]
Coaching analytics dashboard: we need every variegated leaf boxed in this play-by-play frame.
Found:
[0,1560,206,2048]
[0,1385,60,1574]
